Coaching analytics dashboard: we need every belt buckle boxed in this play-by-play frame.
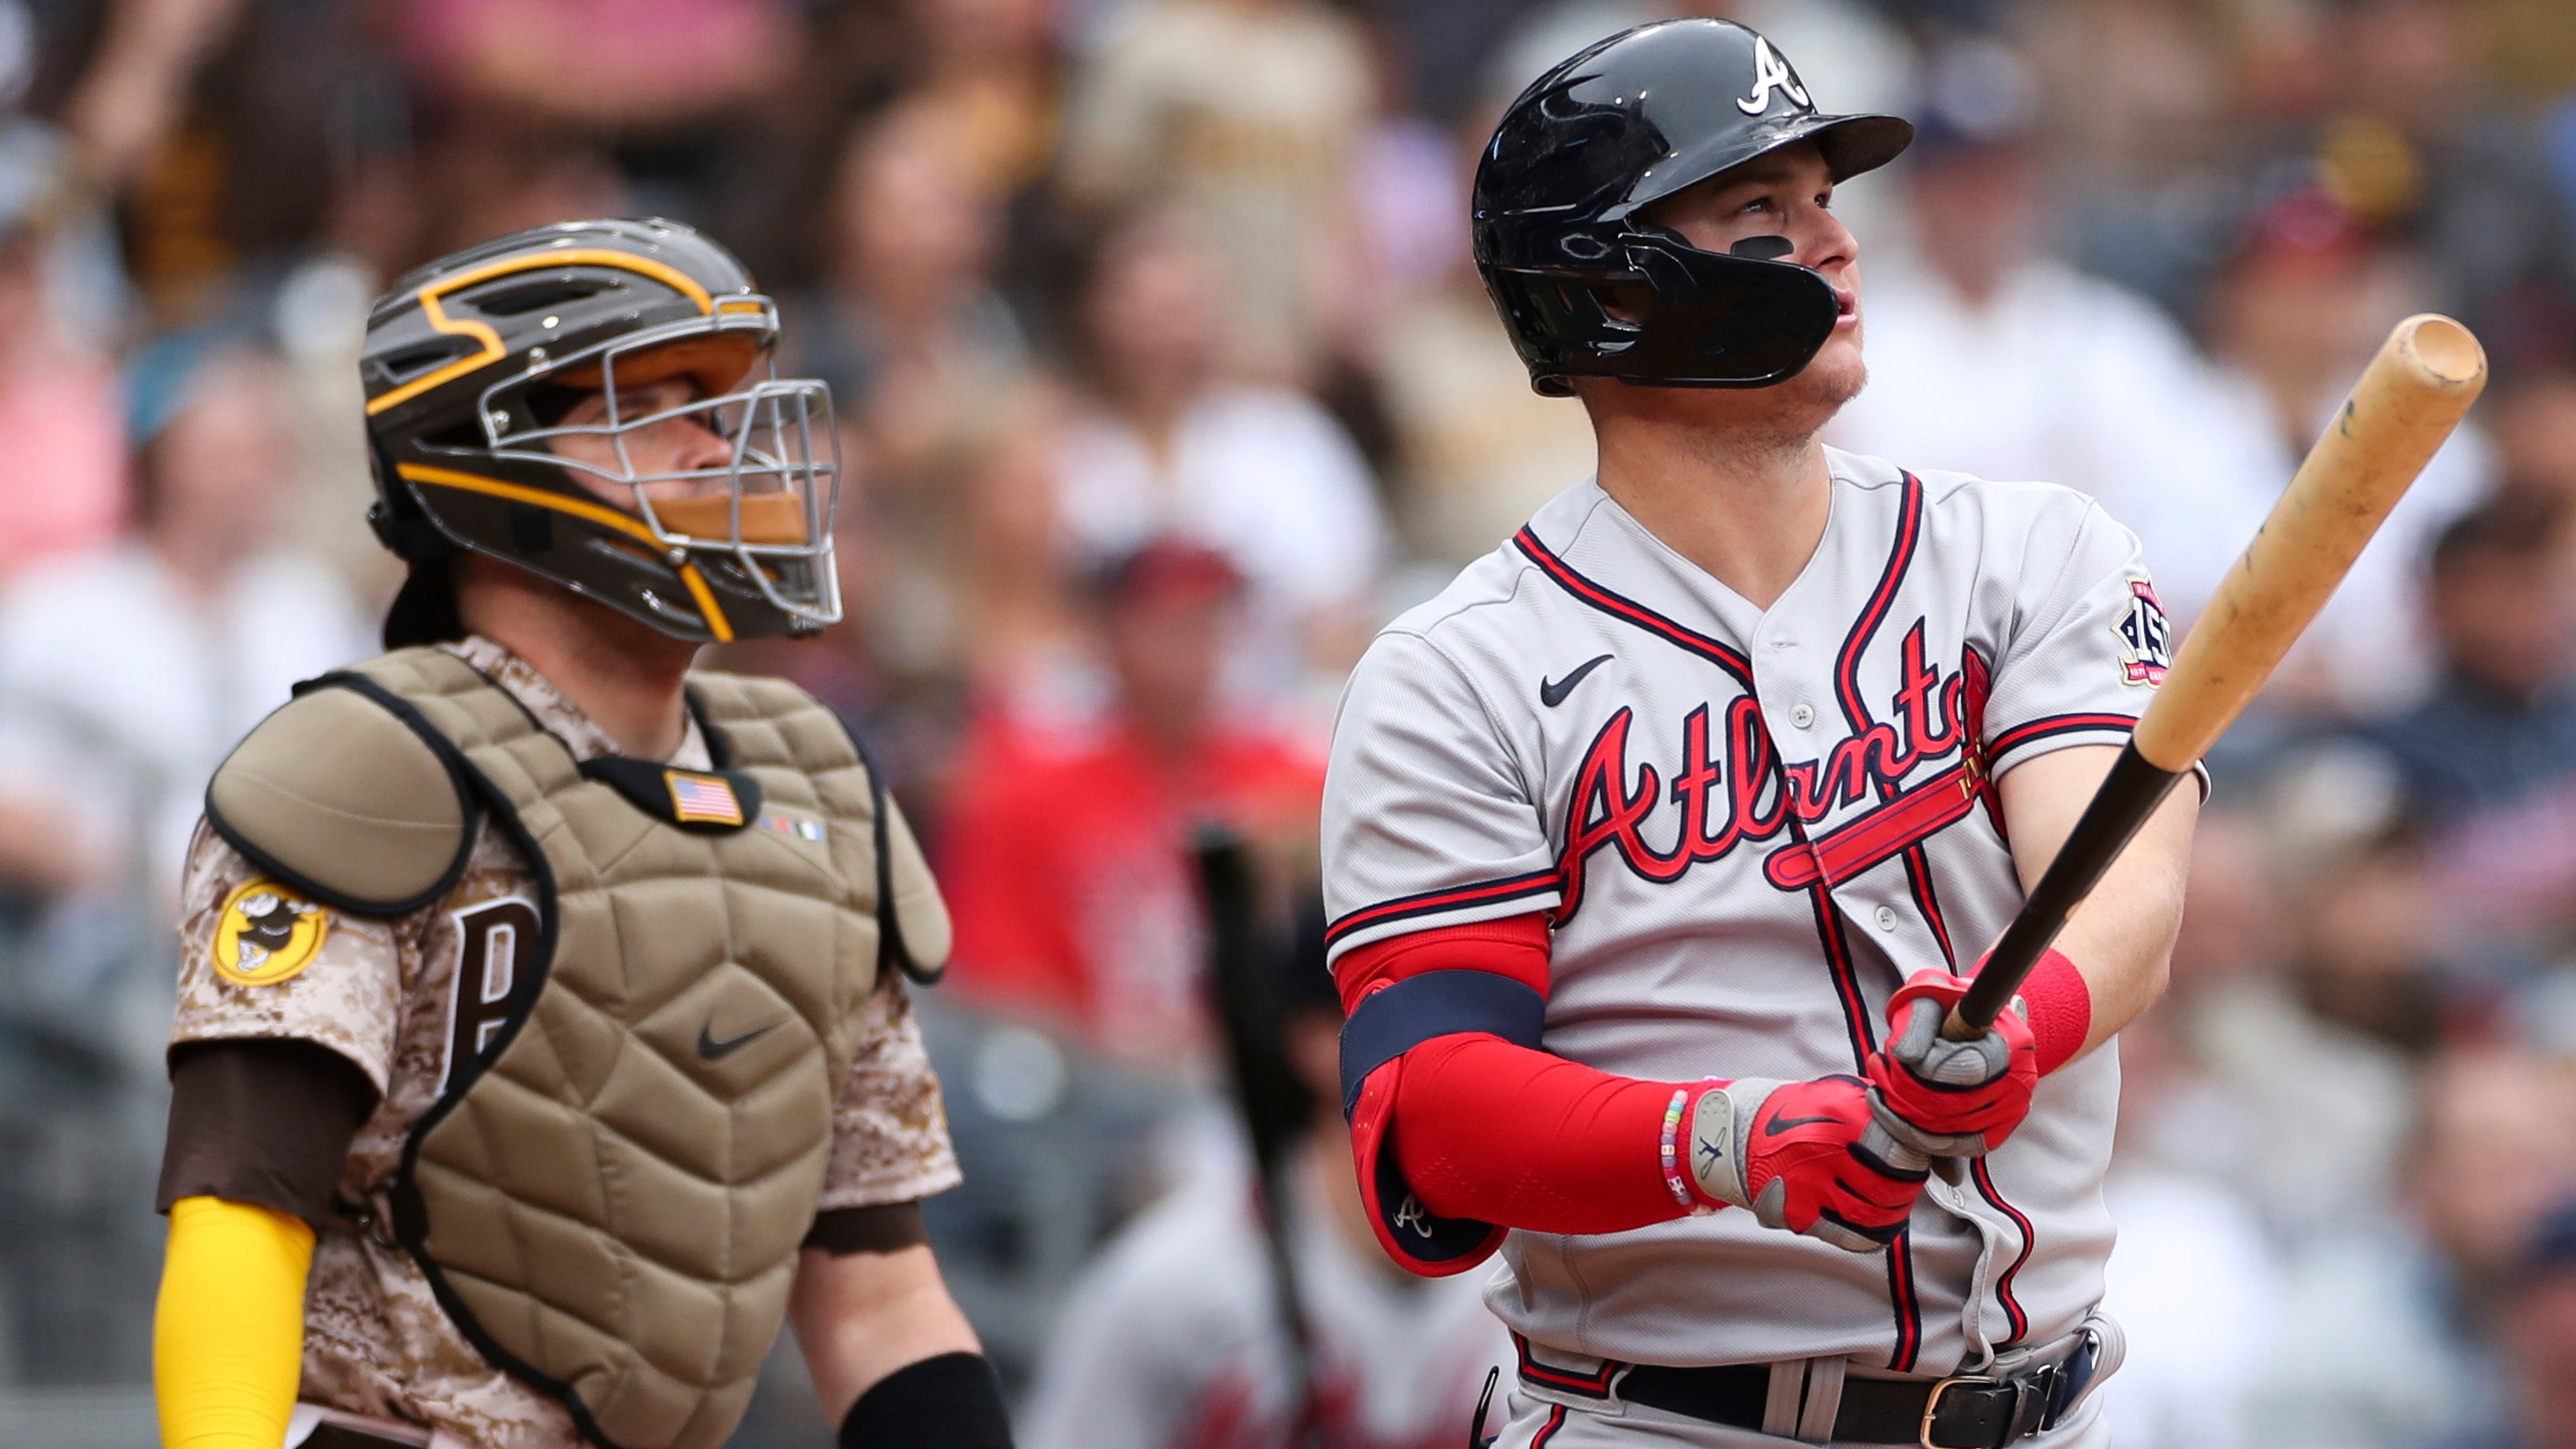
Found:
[1917,1374,1996,1449]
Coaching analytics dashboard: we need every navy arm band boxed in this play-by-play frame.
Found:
[1339,969,1548,1119]
[838,1351,1012,1449]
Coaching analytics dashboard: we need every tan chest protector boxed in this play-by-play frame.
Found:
[207,648,951,1449]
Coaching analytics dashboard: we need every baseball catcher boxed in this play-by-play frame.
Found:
[151,220,1013,1449]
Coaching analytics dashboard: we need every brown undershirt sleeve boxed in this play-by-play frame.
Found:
[801,1202,928,1255]
[157,1039,379,1231]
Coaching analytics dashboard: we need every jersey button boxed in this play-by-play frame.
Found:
[1789,703,1815,728]
[1874,905,1899,931]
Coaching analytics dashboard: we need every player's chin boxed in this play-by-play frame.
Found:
[1776,340,1867,421]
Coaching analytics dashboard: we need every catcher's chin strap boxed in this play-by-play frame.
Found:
[156,1196,314,1449]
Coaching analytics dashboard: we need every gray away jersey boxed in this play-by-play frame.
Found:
[1321,448,2175,1375]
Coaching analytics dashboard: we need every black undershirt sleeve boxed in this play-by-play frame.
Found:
[157,1039,379,1231]
[802,1202,929,1255]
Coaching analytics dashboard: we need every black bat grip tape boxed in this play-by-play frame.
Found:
[1951,740,2186,1035]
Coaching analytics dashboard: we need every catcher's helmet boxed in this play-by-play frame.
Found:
[362,218,838,646]
[1473,19,1913,397]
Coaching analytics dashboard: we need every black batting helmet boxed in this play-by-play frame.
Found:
[1473,18,1913,396]
[362,218,839,647]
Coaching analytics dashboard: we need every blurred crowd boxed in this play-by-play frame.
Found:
[5,0,2576,1446]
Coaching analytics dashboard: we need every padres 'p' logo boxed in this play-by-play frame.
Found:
[213,880,329,987]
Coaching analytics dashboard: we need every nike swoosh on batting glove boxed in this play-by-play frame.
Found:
[1687,1075,1928,1254]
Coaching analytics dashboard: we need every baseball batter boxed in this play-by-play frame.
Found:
[1321,22,2199,1449]
[150,222,1012,1449]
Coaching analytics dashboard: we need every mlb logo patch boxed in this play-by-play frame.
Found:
[2113,576,2172,685]
[665,770,745,826]
[760,810,826,843]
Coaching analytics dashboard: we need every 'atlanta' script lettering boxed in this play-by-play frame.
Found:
[1555,623,1992,922]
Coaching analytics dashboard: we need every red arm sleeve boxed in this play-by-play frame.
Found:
[1391,1035,1689,1233]
[1335,916,1698,1238]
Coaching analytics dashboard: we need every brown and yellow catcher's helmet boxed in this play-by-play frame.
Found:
[362,218,838,646]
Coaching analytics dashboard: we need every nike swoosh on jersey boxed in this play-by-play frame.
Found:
[1539,654,1615,707]
[697,1017,787,1061]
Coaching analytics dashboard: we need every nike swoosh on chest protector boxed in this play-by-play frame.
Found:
[697,1017,786,1060]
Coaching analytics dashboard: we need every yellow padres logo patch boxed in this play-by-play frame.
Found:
[213,880,329,987]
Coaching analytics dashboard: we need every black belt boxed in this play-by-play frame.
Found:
[303,1425,429,1449]
[1599,1335,2099,1449]
[291,1409,434,1449]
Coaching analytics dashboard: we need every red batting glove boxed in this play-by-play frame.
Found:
[1687,1075,1928,1252]
[1864,968,2038,1156]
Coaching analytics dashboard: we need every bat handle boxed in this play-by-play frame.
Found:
[1943,742,2188,1039]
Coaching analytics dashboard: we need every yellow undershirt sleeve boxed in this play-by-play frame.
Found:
[156,1195,316,1449]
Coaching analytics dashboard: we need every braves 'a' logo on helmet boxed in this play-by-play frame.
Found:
[1470,19,1913,396]
[1736,36,1813,116]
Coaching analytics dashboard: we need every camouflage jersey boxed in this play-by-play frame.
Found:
[168,635,963,1449]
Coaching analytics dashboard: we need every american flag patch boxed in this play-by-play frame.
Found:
[665,770,744,826]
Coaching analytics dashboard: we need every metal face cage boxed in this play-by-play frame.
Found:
[474,297,844,633]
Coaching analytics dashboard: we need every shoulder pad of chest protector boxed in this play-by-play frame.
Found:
[205,682,477,916]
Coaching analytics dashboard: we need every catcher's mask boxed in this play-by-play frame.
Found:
[363,218,838,646]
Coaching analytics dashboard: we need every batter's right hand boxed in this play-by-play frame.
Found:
[1687,1076,1928,1253]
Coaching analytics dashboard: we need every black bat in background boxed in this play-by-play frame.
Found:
[1195,826,1327,1449]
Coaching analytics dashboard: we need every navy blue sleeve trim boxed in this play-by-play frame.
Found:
[1987,713,2139,759]
[1325,870,1562,950]
[1339,969,1548,1120]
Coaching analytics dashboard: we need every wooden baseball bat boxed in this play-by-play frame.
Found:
[1947,313,2488,1037]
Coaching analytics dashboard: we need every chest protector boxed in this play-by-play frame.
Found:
[206,647,950,1449]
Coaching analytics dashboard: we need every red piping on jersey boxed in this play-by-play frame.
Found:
[1885,1226,1923,1372]
[1531,1403,1571,1445]
[1832,471,1925,735]
[1802,879,1878,1066]
[1513,528,1758,686]
[1825,470,1936,1374]
[1325,868,1562,951]
[1513,1334,1619,1399]
[1972,1158,2037,1344]
[1987,713,2139,759]
[1904,846,1958,968]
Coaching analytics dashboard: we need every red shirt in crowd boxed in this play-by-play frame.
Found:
[939,711,1324,1066]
